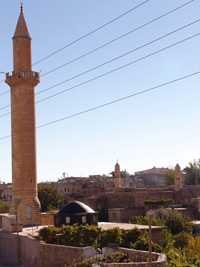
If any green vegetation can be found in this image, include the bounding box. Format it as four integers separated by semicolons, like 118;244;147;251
38;185;64;212
105;251;132;263
163;168;175;185
144;199;174;209
129;211;199;266
159;209;193;235
68;251;132;267
38;223;160;253
129;214;164;226
0;200;10;213
184;159;200;185
38;209;200;266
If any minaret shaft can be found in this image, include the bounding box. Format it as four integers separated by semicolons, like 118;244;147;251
5;9;41;226
13;37;32;72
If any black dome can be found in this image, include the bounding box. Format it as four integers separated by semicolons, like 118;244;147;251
58;201;95;214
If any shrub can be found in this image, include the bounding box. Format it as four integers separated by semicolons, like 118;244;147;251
173;232;191;249
0;200;10;213
122;227;141;247
105;251;132;263
101;227;122;247
145;199;174;209
158;209;194;235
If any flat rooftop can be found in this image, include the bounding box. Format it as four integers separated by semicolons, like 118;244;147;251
98;222;164;231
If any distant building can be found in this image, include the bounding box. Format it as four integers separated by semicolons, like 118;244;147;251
0;185;12;201
135;167;168;186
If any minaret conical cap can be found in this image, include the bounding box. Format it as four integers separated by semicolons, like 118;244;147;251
13;10;31;38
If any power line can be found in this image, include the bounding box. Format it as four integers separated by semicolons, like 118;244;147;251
0;90;9;96
0;112;10;118
37;19;200;95
0;104;10;111
36;32;200;103
32;0;150;66
1;31;199;116
1;70;200;140
36;71;200;128
41;0;195;78
0;0;195;100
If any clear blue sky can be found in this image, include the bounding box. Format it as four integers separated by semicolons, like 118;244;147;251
0;0;200;183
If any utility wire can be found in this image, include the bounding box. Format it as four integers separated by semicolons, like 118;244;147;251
36;32;200;103
0;31;199;116
0;112;10;118
37;19;200;95
1;70;200;140
0;90;9;96
41;0;195;78
0;104;10;111
0;0;195;99
32;0;150;66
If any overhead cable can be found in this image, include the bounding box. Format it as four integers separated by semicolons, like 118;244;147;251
0;31;199;116
41;0;195;78
32;0;150;66
37;19;200;95
1;69;200;140
36;32;200;103
0;0;195;99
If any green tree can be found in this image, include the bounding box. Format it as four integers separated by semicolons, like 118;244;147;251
110;169;130;178
163;168;175;185
184;159;200;185
38;185;63;212
0;200;10;213
159;209;193;235
173;232;191;249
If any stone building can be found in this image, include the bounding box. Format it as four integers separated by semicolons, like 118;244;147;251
54;200;98;227
5;6;41;225
135;167;167;186
0;186;12;201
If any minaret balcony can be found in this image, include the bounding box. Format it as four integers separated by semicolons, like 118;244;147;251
6;71;40;86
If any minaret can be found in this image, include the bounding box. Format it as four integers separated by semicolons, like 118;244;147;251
175;163;182;191
5;6;41;226
114;162;121;188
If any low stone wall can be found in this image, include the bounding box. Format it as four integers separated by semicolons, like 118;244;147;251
100;248;167;267
0;231;95;267
0;231;167;267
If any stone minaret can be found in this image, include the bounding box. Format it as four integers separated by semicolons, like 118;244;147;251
114;162;121;188
5;6;41;226
175;163;182;191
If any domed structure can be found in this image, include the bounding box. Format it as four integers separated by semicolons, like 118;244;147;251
54;201;98;227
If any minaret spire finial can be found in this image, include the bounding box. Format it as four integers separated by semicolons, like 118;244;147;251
20;2;23;13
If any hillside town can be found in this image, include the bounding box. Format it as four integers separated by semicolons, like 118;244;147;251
1;1;200;267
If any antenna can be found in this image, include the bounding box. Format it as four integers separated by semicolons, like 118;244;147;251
20;2;23;13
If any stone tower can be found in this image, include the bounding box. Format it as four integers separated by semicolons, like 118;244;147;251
175;163;182;191
5;6;41;226
114;162;121;188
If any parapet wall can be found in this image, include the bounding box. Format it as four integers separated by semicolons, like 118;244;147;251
0;231;94;266
0;231;167;267
100;248;167;267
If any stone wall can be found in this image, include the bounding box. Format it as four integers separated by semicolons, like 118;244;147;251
0;231;94;267
0;231;167;267
100;248;167;267
41;212;54;226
